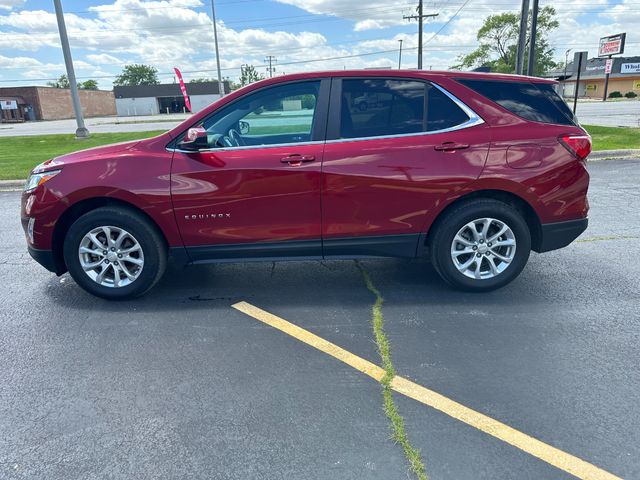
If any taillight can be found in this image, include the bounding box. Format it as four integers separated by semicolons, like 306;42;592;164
559;134;592;161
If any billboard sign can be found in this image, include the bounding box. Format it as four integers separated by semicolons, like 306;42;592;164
598;33;626;57
621;63;640;74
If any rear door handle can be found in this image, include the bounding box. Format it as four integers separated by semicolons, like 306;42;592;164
434;142;470;152
280;154;315;165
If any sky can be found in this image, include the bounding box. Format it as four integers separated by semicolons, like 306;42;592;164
0;0;638;89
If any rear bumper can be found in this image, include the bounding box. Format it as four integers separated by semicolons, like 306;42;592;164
536;218;588;253
28;246;60;274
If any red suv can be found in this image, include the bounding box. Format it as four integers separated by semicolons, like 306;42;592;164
21;70;590;299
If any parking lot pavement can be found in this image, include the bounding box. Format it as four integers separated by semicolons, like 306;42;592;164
1;159;639;480
574;100;639;127
0;114;190;137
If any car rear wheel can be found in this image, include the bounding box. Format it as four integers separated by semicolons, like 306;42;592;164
430;199;531;291
63;207;167;299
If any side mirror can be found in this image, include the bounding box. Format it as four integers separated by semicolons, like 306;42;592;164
178;127;208;151
239;120;250;135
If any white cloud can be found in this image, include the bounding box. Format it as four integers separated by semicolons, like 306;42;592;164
0;0;25;10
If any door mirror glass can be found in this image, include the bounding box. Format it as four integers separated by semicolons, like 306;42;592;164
239;120;250;135
178;126;208;151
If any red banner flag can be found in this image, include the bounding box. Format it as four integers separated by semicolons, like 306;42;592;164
173;67;192;112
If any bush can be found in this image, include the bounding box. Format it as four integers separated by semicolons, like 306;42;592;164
624;91;638;98
608;91;623;98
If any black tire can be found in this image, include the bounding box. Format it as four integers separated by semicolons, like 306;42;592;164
63;206;167;300
429;199;531;292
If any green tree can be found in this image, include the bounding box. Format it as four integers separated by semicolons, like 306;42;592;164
239;65;263;87
47;74;70;88
454;6;559;76
113;64;160;86
189;77;214;83
79;79;99;90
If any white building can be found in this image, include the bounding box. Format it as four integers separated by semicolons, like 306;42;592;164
113;81;229;116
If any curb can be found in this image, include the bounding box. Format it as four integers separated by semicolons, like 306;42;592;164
588;149;640;161
1;150;638;189
0;180;25;190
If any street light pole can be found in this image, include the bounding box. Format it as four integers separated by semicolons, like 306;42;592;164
515;0;530;75
563;49;572;98
526;0;539;75
398;39;403;69
53;0;88;138
210;0;225;96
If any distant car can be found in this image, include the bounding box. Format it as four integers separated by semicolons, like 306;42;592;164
21;70;590;299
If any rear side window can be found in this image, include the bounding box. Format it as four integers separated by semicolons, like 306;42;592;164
339;79;470;139
457;78;575;125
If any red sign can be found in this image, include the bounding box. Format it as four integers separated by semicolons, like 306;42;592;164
173;67;192;112
598;33;626;57
604;58;613;74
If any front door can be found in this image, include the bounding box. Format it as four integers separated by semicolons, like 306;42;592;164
170;79;329;262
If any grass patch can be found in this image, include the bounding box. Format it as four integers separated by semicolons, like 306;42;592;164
0;131;165;180
583;125;640;151
356;262;429;480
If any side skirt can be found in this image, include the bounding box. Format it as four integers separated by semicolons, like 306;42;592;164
169;234;423;266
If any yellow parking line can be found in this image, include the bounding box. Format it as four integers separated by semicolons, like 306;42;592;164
232;301;621;480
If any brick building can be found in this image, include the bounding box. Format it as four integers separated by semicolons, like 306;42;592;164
556;56;640;99
0;86;116;122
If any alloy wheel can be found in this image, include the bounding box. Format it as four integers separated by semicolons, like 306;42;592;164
78;226;144;288
450;217;516;280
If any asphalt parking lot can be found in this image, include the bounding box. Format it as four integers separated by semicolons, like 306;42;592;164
1;159;639;480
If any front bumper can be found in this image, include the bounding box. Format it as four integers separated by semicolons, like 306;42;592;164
27;246;62;274
536;218;588;253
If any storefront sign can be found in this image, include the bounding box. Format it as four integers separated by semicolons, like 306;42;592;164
634;80;640;90
586;84;598;92
598;33;626;57
621;63;640;74
1;100;17;110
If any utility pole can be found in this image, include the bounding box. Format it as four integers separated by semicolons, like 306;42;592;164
404;1;438;70
526;0;539;75
265;56;277;78
398;39;403;69
210;0;225;96
53;0;88;138
515;0;530;75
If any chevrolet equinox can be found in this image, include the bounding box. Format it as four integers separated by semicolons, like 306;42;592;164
21;70;591;299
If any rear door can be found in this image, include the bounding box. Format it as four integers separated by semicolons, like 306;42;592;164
321;77;491;257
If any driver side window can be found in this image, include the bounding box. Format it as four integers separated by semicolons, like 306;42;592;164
202;80;321;148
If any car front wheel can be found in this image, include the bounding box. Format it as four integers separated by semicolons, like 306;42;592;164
430;199;531;291
63;206;167;299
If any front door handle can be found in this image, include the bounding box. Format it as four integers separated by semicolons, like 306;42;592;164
434;142;470;152
280;154;315;166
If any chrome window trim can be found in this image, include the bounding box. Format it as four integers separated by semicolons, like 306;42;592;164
167;139;326;154
166;81;484;153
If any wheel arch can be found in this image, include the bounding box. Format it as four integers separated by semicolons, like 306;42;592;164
424;189;542;253
51;196;170;274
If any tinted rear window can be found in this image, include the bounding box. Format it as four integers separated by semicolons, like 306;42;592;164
340;79;470;139
457;78;575;125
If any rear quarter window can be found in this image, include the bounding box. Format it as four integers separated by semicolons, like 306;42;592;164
456;78;575;126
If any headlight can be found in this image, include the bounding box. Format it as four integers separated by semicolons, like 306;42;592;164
24;169;61;192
